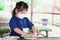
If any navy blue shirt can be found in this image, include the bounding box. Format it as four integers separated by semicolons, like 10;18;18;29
9;16;34;37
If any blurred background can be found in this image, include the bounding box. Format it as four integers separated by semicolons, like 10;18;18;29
0;0;60;37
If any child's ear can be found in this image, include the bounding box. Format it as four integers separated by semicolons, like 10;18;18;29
15;9;19;13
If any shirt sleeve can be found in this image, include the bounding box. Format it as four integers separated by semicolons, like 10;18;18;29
9;18;18;30
26;18;34;29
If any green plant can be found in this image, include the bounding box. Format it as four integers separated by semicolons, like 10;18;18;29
0;29;10;37
28;29;33;33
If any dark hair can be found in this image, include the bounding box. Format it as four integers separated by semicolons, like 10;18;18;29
12;1;28;16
